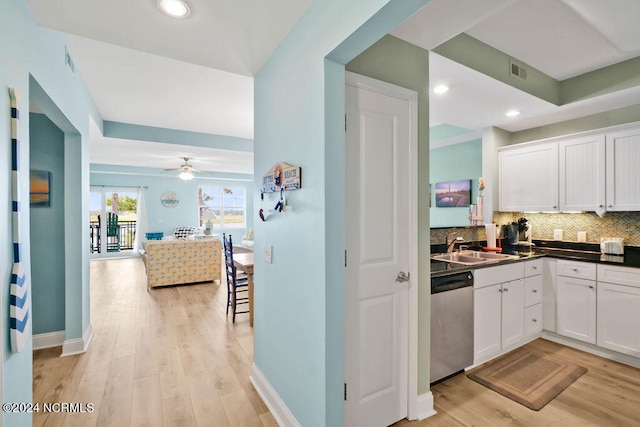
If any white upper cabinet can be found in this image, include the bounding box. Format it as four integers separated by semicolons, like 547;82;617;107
606;127;640;211
499;142;558;212
559;134;605;212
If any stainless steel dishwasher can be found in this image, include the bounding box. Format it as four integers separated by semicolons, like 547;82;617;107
430;271;474;384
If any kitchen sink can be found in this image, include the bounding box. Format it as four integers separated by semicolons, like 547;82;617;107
431;250;519;266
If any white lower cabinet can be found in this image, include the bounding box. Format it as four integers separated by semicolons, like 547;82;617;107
597;265;640;358
474;263;525;363
525;304;543;337
556;275;597;344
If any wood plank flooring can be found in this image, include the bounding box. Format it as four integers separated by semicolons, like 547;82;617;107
395;338;640;427
33;257;274;427
34;257;640;426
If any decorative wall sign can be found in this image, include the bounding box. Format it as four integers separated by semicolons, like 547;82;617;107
161;191;179;208
261;162;301;193
9;88;30;353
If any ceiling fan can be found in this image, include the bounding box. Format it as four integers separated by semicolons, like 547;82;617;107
164;157;209;180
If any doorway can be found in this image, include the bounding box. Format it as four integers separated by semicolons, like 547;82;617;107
90;187;140;258
344;72;419;426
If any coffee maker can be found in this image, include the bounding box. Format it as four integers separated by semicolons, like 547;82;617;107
506;217;533;253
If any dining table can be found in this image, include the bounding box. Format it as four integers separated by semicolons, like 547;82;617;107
233;252;255;326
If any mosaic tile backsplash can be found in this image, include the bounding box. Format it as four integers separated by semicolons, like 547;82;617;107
431;211;640;247
495;211;640;247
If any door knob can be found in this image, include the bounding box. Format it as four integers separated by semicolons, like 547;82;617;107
395;271;410;283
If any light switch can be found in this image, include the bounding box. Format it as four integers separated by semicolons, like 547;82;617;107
264;244;273;264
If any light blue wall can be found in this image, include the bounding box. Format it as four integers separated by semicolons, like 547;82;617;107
29;113;65;334
90;165;254;243
430;139;482;227
1;2;100;425
254;1;428;425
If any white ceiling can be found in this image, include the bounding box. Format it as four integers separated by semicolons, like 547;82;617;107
25;0;640;171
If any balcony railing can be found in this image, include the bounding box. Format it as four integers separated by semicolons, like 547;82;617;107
90;220;137;253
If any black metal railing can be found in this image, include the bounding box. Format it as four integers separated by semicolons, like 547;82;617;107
90;220;137;253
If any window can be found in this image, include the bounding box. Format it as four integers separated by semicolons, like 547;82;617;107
198;186;246;228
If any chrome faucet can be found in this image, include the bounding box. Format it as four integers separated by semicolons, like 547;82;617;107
446;233;464;253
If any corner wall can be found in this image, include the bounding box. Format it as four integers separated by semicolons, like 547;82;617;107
29;113;65;335
1;2;101;425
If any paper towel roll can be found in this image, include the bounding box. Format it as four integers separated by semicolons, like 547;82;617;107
485;224;496;248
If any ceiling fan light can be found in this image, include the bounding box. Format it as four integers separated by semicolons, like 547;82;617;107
157;0;190;18
179;170;194;181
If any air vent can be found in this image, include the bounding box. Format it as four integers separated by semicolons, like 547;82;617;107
509;60;527;80
65;46;75;76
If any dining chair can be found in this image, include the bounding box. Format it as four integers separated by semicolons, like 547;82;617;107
223;233;249;322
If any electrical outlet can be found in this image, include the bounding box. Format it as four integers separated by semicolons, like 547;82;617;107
554;229;563;240
264;244;273;264
577;231;586;242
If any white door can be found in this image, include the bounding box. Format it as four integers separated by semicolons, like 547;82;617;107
499;142;558;212
558;134;605;212
597;282;640;358
345;73;416;427
557;276;596;344
474;284;502;362
501;278;525;348
606;126;640;211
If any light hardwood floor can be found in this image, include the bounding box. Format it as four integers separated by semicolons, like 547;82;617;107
34;258;640;426
395;338;640;427
33;257;275;427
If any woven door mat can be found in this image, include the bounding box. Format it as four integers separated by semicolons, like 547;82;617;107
468;347;587;410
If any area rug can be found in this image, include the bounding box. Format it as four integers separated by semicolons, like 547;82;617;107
467;347;587;410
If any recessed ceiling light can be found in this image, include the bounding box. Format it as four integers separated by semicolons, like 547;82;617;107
505;110;520;117
157;0;191;18
433;85;449;94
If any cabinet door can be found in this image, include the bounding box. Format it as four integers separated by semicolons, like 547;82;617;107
525;304;543;337
501;279;525;348
557;276;596;344
597;282;640;358
606;126;640;211
499;142;558;212
559;134;605;212
474;284;502;362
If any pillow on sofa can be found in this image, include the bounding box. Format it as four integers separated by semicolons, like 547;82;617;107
243;228;254;241
174;226;198;240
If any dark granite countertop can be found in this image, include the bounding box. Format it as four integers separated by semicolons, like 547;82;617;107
430;240;640;278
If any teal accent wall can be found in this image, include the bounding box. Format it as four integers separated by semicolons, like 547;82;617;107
254;2;427;425
430;139;482;227
345;34;432;395
430;123;474;142
29;113;66;335
90;165;254;244
1;1;100;425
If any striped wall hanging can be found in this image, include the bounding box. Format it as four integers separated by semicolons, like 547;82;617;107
9;88;30;353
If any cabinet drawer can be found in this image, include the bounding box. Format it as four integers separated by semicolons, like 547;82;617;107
525;304;543;337
557;260;596;280
474;263;524;289
524;259;543;277
597;264;640;288
525;275;543;307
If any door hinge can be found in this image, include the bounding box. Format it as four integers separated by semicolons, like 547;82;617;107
345;250;347;267
344;383;347;401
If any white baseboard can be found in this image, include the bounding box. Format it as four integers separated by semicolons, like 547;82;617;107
33;331;66;350
415;391;437;420
541;331;640;370
250;363;300;427
61;324;94;357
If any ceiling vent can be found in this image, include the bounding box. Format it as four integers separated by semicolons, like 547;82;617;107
509;60;527;81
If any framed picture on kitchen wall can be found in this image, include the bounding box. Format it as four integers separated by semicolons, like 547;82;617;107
30;170;51;207
435;179;471;207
